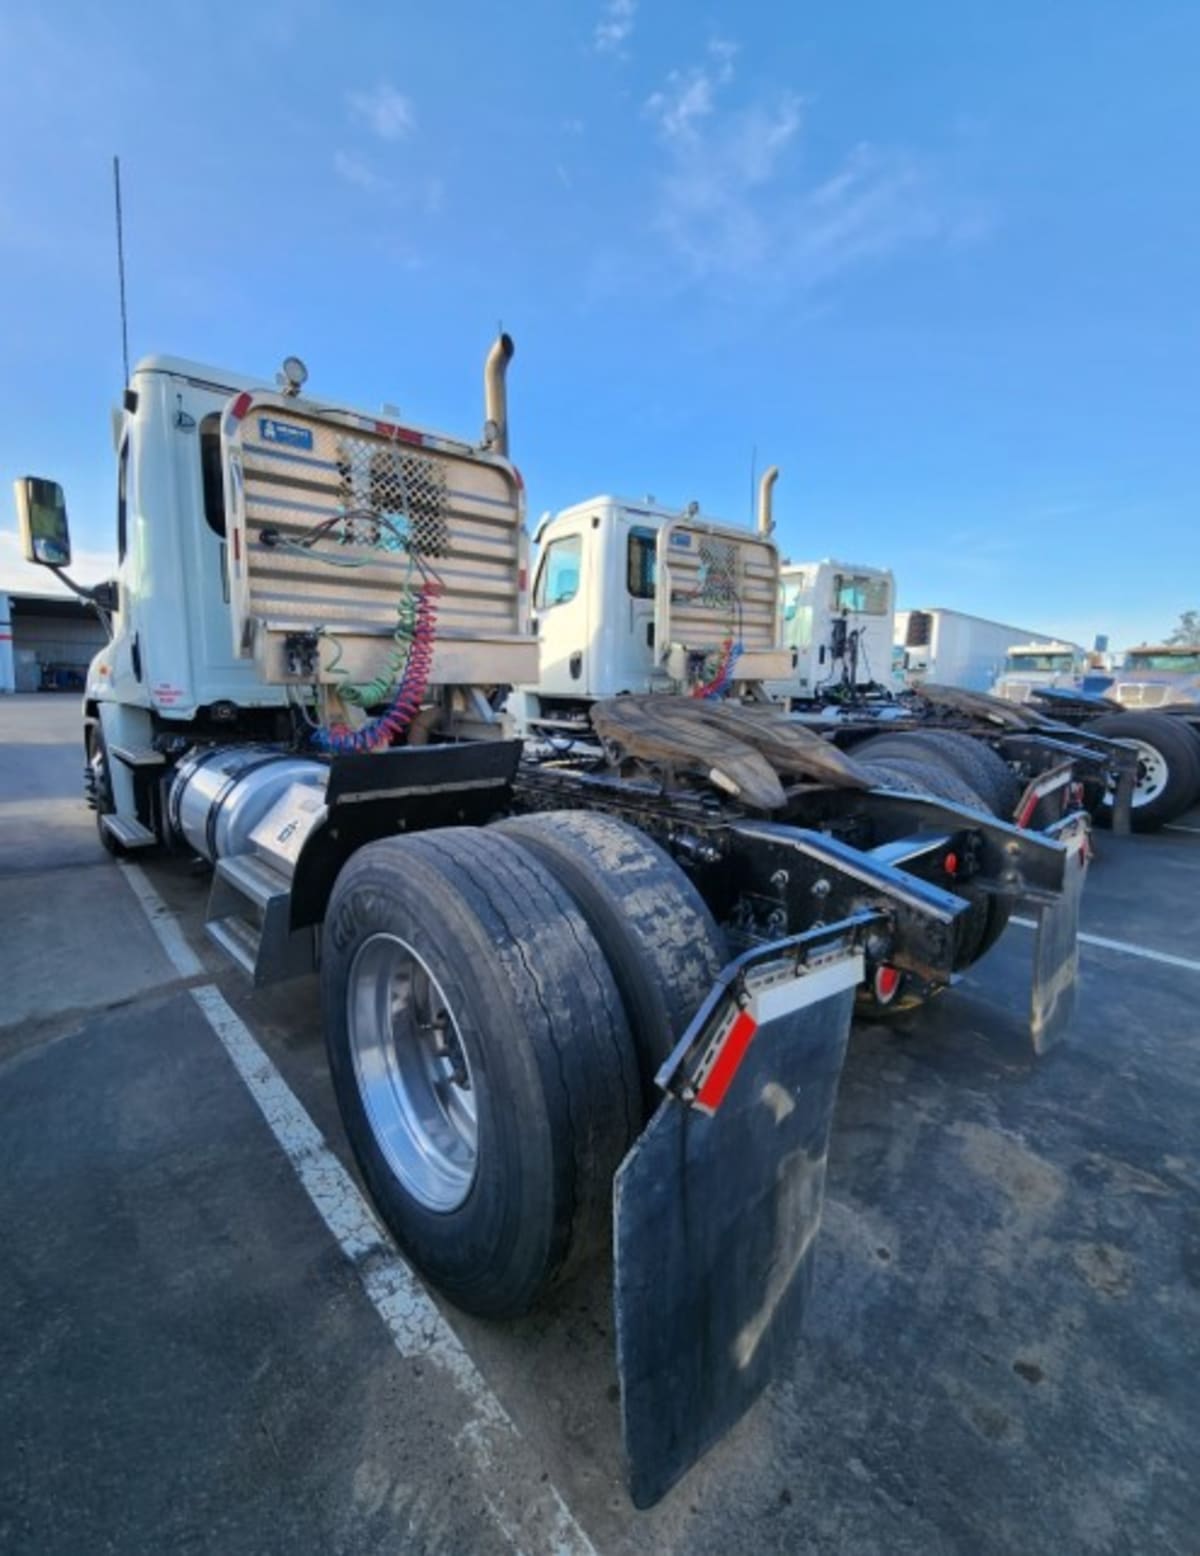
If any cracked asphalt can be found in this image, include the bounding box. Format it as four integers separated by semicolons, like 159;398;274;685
2;693;1198;1554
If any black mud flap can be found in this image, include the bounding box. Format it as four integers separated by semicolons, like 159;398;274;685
613;928;866;1509
1030;815;1090;1053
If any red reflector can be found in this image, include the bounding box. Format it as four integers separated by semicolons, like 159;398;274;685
374;420;423;445
696;1009;759;1112
230;392;253;421
513;465;525;490
943;851;959;876
875;965;901;1001
232;529;241;565
518;566;528;592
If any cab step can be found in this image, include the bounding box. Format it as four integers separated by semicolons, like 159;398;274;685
205;852;315;986
100;814;158;849
109;744;167;769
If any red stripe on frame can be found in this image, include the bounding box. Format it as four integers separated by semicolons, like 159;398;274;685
695;1009;759;1112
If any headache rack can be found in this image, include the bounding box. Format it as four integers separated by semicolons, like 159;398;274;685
221;392;538;690
655;517;790;685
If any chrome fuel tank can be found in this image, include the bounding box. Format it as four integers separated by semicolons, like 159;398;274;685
168;746;327;864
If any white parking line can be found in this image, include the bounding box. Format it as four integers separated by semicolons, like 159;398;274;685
1011;916;1200;974
118;865;595;1556
1164;823;1200;835
118;861;204;979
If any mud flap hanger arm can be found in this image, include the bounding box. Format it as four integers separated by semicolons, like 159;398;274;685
655;909;885;1110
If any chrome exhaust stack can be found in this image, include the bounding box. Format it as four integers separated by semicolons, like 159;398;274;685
483;333;515;457
757;464;779;536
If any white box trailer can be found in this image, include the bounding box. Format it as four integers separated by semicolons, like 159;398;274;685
897;607;1068;693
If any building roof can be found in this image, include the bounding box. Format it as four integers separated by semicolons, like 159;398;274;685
4;591;105;620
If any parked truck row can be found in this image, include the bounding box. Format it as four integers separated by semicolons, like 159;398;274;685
15;337;1119;1506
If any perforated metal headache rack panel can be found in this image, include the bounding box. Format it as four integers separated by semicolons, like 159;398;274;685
222;394;537;687
654;517;789;677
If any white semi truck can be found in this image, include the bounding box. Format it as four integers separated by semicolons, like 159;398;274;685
1002;642;1200;828
775;558;897;700
897;607;1067;693
991;641;1090;704
16;340;1094;1507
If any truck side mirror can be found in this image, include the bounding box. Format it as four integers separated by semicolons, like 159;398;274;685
14;477;72;568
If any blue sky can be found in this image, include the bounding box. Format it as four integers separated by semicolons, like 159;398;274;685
1;1;1196;649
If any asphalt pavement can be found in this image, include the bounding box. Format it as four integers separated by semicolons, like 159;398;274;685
2;693;1198;1555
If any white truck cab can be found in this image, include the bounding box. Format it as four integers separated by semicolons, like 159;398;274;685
16;340;533;845
514;486;789;733
991;641;1087;703
96;356;295;724
769;559;896;703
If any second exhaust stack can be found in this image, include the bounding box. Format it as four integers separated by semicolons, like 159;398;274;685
757;465;779;536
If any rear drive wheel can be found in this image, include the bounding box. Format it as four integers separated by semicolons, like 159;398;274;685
1086;713;1200;830
851;730;1018;818
495;810;728;1114
321;827;641;1317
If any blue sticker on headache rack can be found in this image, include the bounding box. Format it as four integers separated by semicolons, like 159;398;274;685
258;417;313;450
669;531;693;548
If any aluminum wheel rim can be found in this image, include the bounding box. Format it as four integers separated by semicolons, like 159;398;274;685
1105;738;1168;809
347;933;477;1212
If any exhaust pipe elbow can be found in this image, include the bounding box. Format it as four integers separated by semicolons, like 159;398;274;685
483;332;515;457
757;464;779;536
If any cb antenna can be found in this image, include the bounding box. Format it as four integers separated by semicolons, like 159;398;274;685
112;155;130;387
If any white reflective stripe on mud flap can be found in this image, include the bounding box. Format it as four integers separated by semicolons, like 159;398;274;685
751;953;865;1024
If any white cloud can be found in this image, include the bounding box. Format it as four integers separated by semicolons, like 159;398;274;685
347;83;415;141
641;45;980;289
646;68;718;140
707;37;738;84
0;530;115;596
594;0;636;55
332;151;390;193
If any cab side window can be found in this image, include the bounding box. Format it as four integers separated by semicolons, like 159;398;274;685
534;534;582;608
116;439;130;562
627;527;656;598
199;413;226;536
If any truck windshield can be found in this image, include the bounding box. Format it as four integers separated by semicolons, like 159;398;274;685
1125;651;1200;673
1005;653;1073;672
832;574;888;615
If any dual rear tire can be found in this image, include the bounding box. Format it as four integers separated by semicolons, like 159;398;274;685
320;816;726;1318
849;731;1015;1020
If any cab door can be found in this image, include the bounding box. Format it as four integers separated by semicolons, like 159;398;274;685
610;513;658;693
531;527;588;696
